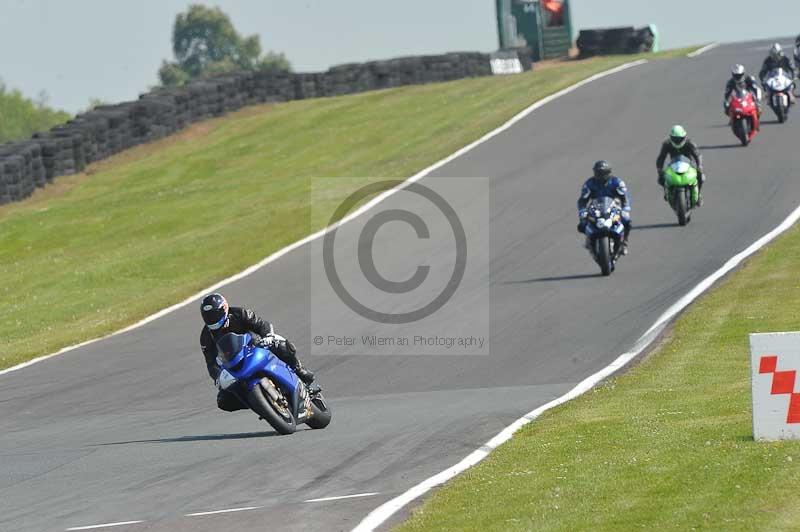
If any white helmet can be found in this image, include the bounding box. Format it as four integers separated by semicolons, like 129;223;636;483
770;43;783;59
731;64;745;82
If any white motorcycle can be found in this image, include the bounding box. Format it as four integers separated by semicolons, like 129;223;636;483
764;68;795;123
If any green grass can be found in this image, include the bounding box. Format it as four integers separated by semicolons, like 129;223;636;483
397;224;800;528
0;48;697;370
0;81;70;142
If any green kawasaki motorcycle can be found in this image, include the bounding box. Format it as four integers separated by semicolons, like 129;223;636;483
662;155;700;226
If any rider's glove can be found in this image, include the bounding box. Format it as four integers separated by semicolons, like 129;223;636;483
577;209;588;233
257;333;287;349
284;339;297;356
255;336;272;349
657;171;665;187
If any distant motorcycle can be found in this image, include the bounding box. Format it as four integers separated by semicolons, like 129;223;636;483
728;85;759;146
764;68;795;123
216;333;332;435
582;197;625;276
662;155;700;226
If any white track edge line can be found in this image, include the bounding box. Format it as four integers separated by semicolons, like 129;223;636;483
305;492;380;503
687;42;719;58
65;521;144;531
352;203;800;532
0;59;647;378
185;506;262;517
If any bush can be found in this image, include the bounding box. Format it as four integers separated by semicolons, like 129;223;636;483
0;81;70;143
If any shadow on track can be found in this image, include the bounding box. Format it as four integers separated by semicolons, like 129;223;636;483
506;273;601;284
635;222;678;230
697;144;742;150
94;431;280;445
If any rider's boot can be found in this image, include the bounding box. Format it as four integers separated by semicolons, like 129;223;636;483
276;338;316;385
293;362;315;385
621;226;630;256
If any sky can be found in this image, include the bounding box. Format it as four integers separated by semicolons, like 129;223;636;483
0;0;798;113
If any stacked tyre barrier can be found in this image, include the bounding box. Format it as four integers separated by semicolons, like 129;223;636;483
576;26;656;58
0;49;529;205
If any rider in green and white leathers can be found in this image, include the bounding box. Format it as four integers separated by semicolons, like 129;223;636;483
656;125;705;201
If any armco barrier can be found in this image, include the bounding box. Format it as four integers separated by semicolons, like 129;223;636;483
0;49;531;205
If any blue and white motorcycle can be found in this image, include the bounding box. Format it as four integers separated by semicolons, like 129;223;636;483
582;197;626;276
764;68;795;123
216;333;332;435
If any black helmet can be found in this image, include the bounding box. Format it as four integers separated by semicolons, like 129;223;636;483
201;293;229;331
592;160;612;182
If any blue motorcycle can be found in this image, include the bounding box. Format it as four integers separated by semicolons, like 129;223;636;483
216;333;332;435
583;197;626;276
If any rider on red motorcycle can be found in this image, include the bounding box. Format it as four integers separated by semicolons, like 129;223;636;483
724;64;762;116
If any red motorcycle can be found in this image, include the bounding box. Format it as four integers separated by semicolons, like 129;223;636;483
728;86;759;146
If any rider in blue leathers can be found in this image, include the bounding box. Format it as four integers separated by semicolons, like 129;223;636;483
577;160;632;254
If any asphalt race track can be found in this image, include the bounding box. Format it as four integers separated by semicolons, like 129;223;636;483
2;39;799;532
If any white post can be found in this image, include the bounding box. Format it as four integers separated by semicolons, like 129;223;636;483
750;332;800;440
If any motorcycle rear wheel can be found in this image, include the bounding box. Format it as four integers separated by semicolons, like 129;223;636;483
305;391;332;429
248;378;297;435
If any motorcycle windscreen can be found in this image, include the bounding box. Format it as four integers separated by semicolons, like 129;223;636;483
734;87;749;100
768;69;791;91
669;155;696;174
216;332;251;369
590;197;618;214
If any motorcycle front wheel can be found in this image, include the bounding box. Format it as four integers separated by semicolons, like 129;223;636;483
596;237;612;276
248;378;297;435
734;118;749;146
775;96;787;123
674;189;689;226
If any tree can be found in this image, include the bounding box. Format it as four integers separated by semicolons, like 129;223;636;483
158;5;291;86
158;60;191;87
258;51;292;74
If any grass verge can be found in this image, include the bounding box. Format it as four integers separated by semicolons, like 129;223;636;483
397;224;800;529
0;48;697;370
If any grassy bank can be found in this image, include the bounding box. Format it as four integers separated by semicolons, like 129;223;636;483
0;48;696;370
0;81;70;142
398;225;800;528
